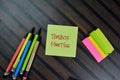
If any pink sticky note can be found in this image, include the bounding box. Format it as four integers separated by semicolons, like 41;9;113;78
82;37;103;62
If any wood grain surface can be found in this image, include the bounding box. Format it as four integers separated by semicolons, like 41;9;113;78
0;0;120;80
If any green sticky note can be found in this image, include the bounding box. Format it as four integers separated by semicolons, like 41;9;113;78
45;24;78;57
90;28;114;55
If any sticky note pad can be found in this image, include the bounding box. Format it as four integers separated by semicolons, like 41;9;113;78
90;28;114;55
45;24;78;57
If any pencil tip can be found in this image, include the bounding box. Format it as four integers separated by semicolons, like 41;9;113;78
37;28;42;41
31;27;35;34
38;28;42;35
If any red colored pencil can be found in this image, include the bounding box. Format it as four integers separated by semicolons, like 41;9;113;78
4;38;25;76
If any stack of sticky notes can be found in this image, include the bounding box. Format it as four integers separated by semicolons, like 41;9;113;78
82;28;114;62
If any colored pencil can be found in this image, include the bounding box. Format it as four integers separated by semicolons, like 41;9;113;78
12;37;32;80
4;38;25;76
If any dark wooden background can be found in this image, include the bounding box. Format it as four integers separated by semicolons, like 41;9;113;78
0;0;120;80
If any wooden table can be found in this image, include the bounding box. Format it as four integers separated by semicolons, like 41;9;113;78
0;0;120;80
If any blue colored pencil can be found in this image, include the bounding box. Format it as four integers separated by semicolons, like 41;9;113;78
12;39;32;80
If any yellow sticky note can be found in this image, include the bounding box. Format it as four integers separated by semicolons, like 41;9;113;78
45;24;78;57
